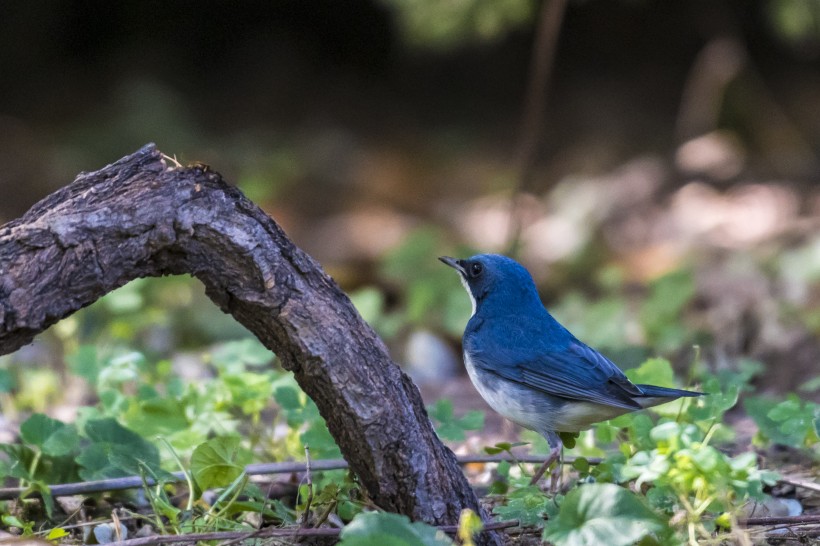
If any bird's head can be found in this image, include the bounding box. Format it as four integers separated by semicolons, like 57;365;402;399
439;254;542;316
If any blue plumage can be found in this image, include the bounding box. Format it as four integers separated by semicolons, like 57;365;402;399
440;253;702;480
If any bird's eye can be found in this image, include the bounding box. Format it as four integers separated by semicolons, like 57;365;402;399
470;262;483;276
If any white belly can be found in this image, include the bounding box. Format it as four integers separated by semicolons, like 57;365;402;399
463;352;633;434
463;352;550;432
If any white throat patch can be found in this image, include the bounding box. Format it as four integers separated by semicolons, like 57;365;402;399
459;274;476;317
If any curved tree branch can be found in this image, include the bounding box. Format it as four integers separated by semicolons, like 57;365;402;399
0;144;501;545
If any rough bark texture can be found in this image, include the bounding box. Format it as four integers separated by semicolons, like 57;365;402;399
0;144;501;545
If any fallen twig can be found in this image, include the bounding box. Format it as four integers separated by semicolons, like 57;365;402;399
777;475;820;493
300;446;313;529
741;514;820;526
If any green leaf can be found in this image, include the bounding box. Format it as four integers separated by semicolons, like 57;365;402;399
76;418;161;480
625;358;675;389
0;367;15;392
639;269;695;350
686;375;739;423
543;483;668;546
274;385;302;410
492;485;550;527
66;345;101;383
745;395;817;447
339;511;454;546
350;287;386;325
301;420;343;459
0;444;34;480
222;371;276;415
20;414;79;457
22;480;56;519
559;432;579;449
211;338;274;372
46;528;69;540
572;458;590;474
98;351;145;386
122;397;189;436
428;399;484;442
2;515;34;534
191;436;251;491
800;375;820;393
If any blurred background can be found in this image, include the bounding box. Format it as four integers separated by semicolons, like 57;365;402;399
2;0;820;430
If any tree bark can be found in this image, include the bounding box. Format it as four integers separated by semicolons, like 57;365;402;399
0;144;501;545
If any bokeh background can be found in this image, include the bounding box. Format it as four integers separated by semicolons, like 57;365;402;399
2;0;820;430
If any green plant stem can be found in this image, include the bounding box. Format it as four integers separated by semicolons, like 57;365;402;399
209;473;249;522
157;437;195;512
23;449;42;487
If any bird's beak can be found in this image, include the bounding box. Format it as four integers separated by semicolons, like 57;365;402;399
438;256;466;276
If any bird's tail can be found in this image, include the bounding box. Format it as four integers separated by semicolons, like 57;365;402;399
637;384;702;398
634;384;703;409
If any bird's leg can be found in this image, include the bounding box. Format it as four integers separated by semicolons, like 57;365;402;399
529;431;562;486
548;443;564;493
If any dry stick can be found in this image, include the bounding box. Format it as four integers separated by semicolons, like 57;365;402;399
0;455;602;500
741;514;820;526
506;0;568;254
778;475;820;494
300;446;313;529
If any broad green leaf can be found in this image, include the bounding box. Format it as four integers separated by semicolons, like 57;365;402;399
687;375;739;423
20;414;79;457
625;358;675;389
428;399;484;442
75;445;127;480
98;351;145;386
222;371;275;415
492;485;550;527
211;339;274;372
301;420;343;459
83;417;151;445
76;418;161;480
191;436;251;490
0;444;34;480
274;385;303;411
350;287;385;325
0;367;15;392
800;375;820;393
339;511;454;546
639;269;695;350
543;483;668;546
745;395;817;447
559;432;579;449
102;280;145;313
66;345;100;383
123;397;189;436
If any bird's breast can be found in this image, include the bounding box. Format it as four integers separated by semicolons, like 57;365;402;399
463;351;563;434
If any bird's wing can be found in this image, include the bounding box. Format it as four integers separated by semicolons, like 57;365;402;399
471;339;644;410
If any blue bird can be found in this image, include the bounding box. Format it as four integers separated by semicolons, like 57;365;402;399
440;253;702;483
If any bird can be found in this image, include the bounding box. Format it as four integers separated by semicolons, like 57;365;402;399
439;253;702;484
